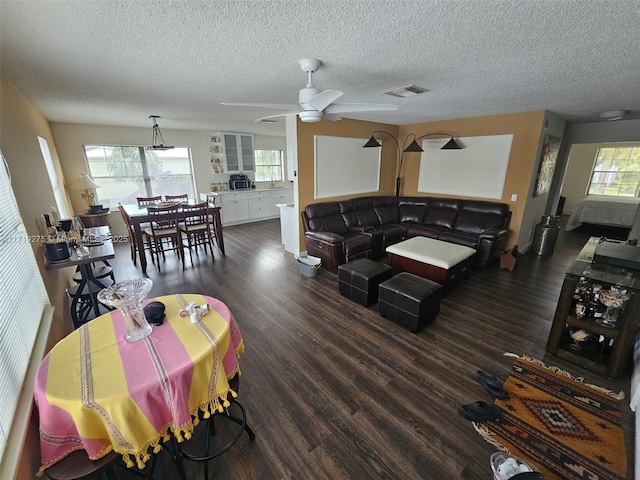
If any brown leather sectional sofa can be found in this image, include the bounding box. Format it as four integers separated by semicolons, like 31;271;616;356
301;196;512;272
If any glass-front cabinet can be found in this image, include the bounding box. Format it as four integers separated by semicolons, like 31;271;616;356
223;133;254;172
546;237;640;379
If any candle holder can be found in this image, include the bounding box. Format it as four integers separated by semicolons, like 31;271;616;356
98;278;153;341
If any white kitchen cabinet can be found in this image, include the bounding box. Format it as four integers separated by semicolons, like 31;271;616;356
223;133;254;172
204;187;293;226
248;191;271;220
269;188;294;216
218;192;249;224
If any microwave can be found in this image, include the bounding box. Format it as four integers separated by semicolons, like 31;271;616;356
229;174;251;190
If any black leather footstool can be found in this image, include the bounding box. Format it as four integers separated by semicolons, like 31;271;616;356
338;258;393;306
378;272;443;333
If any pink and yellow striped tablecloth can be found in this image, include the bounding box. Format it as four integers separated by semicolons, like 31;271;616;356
34;294;244;475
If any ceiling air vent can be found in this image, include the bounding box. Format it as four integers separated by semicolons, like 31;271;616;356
384;85;429;98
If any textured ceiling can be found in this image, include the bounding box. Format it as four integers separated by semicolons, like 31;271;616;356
1;0;639;136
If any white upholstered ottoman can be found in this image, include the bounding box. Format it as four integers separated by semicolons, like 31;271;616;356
385;237;476;287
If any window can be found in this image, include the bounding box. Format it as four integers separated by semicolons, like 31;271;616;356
588;146;640;197
83;146;196;207
254;149;283;183
0;150;51;469
39;137;70;218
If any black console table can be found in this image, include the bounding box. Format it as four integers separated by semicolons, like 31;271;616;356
546;237;640;379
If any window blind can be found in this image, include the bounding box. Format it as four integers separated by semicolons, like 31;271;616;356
0;151;50;462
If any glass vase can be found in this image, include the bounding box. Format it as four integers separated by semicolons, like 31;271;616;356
97;278;153;341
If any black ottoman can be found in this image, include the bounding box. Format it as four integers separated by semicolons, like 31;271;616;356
378;272;443;333
338;258;393;306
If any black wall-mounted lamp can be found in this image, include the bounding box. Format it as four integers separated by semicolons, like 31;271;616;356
363;131;462;196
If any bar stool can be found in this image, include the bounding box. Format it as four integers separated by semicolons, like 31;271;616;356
172;376;255;480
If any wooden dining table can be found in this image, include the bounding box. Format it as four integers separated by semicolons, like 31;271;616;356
121;201;225;274
34;293;244;475
43;226;115;328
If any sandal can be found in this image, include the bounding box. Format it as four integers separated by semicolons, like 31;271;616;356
458;400;502;422
475;370;510;399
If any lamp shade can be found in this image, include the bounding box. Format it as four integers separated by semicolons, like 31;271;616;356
441;138;462;150
69;173;100;190
403;139;424;153
362;136;382;148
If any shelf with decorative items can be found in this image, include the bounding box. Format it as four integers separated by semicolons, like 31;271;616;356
546;237;640;379
208;132;225;174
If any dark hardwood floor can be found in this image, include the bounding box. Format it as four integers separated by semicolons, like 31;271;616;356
107;217;635;479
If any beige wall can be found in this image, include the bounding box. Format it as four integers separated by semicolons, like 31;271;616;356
50;124;287;235
0;76;74;480
295;111;549;249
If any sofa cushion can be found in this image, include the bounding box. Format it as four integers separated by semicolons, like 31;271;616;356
404;223;447;239
374;205;400;224
374;223;405;245
343;232;372;257
438;230;478;249
338;201;360;230
425;199;461;229
305;202;348;235
453;201;511;235
399;197;429;219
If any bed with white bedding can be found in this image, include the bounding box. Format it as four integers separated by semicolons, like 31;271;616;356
565;195;640;231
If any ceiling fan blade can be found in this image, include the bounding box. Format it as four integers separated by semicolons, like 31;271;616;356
324;103;398;114
222;102;299;111
323;113;342;121
254;112;298;122
305;89;343;111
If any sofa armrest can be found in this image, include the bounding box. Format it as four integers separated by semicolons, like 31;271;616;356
348;226;374;233
478;228;508;241
305;231;345;244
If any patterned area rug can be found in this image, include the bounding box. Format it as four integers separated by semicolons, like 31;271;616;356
475;355;627;480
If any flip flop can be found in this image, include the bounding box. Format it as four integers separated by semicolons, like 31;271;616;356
458;401;502;422
475;370;510;399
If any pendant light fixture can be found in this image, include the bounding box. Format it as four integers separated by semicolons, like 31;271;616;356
148;115;174;150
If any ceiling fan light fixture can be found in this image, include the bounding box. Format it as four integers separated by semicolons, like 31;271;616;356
384;85;429;98
148;115;174;150
599;110;626;121
299;111;322;123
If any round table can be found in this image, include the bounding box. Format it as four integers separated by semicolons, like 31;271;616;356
34;293;244;474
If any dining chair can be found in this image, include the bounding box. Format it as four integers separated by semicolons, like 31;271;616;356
118;203;152;266
43;449;120;480
205;194;221;250
136;196;162;207
144;204;184;270
180;201;214;263
164;193;189;203
43;447;159;480
172;375;255;480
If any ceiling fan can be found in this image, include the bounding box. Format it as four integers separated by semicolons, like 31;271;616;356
222;58;398;123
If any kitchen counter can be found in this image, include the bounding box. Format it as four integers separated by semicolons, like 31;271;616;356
206;186;292;194
200;187;293;226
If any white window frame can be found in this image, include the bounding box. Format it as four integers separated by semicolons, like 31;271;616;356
83;145;197;207
254;149;284;183
0;150;53;479
39;136;70;219
587;145;640;197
